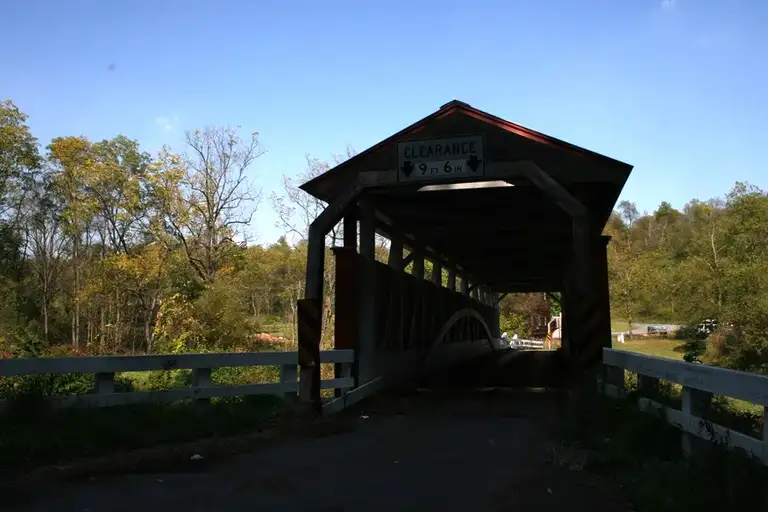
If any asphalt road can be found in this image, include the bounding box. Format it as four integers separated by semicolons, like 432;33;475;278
8;353;629;512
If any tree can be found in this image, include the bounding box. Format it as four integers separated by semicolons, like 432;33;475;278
149;127;264;282
272;148;356;246
47;136;98;347
23;176;66;341
0;100;40;217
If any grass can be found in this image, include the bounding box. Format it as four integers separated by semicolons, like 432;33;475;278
613;336;686;360
0;355;341;475
0;394;283;477
610;320;632;332
609;336;765;443
557;392;768;511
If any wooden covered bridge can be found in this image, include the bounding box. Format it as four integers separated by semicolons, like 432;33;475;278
297;99;632;410
7;101;768;511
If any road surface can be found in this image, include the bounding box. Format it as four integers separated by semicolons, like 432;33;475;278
6;353;629;512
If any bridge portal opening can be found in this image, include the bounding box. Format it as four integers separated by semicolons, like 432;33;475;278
296;100;632;406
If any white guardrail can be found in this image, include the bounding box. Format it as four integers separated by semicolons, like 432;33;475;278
516;339;545;349
0;350;355;410
601;348;768;464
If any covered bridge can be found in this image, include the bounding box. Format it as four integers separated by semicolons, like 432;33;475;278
296;100;633;406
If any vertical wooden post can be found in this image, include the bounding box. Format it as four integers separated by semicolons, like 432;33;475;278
762;407;768;465
637;374;660;398
447;268;456;292
388;236;403;270
191;367;212;407
333;214;359;397
432;260;442;286
602;365;625;397
95;372;115;394
412;243;424;279
280;363;298;400
300;180;362;408
344;214;357;250
298;298;322;409
682;386;712;460
358;197;376;384
492;294;501;337
388;234;404;350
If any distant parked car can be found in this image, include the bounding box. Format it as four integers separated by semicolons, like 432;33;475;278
695;319;718;336
647;325;669;335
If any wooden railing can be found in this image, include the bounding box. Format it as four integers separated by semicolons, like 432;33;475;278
0;350;355;409
601;348;768;464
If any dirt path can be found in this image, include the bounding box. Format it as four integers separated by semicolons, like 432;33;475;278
9;385;629;512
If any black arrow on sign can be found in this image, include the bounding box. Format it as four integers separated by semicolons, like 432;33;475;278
401;160;414;177
466;155;482;172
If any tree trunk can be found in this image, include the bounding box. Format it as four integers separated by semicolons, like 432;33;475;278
42;300;49;343
72;237;80;348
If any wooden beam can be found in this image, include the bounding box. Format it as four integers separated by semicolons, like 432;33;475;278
388;234;403;270
306;181;364;301
431;260;442;286
358;196;376;383
302;178;364;405
447;268;456;292
519;161;587;218
374;210;463;273
357;160;626;188
412;243;425;279
402;251;415;268
343;214;357;249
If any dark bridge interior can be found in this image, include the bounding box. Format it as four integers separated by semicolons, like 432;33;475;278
296;100;632;404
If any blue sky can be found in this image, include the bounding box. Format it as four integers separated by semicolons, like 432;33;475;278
3;0;767;245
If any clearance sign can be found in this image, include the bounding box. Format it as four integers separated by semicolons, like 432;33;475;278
397;135;485;183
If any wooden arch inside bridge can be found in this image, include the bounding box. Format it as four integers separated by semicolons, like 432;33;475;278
296;100;633;406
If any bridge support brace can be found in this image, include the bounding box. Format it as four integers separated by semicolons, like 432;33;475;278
492;295;501;338
332;214;359;397
300;180;363;406
358;196;377;384
562;235;612;369
412;243;425;279
431;260;442;286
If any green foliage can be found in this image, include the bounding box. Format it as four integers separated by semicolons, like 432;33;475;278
0;394;281;472
0;372;134;402
143;369;193;391
500;312;530;338
212;365;280;386
608;185;768;372
558;394;768;511
682;339;705;364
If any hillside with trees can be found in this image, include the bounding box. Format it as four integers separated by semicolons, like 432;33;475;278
1;99;767;374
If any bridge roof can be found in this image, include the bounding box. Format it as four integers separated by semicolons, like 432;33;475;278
301;100;633;293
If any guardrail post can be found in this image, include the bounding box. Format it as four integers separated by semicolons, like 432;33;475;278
280;363;298;400
192;367;212;405
637;374;660;399
94;372;115;394
298;298;322;410
602;364;625;397
682;386;712;460
763;407;768;465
